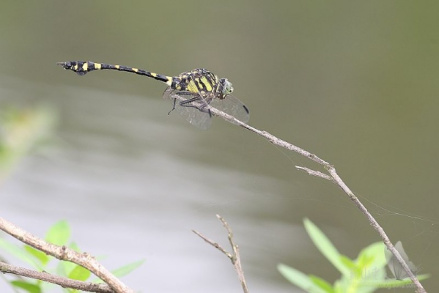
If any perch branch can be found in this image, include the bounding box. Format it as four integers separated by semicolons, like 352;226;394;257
207;106;426;293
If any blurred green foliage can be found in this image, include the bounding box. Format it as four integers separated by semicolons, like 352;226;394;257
0;106;56;184
0;220;144;293
278;219;429;293
0;106;143;291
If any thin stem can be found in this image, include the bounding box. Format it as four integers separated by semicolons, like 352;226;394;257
193;214;249;293
0;261;113;293
0;217;133;293
207;105;426;293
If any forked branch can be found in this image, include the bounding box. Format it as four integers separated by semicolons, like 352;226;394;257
206;105;426;293
193;214;249;293
0;217;133;293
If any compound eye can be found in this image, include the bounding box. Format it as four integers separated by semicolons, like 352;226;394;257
222;79;234;95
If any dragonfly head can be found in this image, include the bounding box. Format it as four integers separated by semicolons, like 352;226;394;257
218;78;234;99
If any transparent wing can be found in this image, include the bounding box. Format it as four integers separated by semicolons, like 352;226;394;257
163;88;212;130
385;241;418;280
163;87;250;129
210;94;250;124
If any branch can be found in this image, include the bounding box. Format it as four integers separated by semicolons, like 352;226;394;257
0;217;133;293
193;214;249;293
208;106;426;293
295;166;333;181
0;261;113;293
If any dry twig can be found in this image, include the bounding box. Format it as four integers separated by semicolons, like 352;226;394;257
0;217;133;293
206;106;426;293
193;214;249;293
0;261;113;293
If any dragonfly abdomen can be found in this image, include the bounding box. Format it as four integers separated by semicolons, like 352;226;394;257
57;61;172;85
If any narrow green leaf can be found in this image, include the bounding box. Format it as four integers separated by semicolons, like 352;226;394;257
369;274;430;289
309;275;335;293
303;218;351;277
56;260;68;277
68;242;80;252
68;264;91;281
277;263;328;293
338;254;362;282
24;245;50;266
339;255;356;271
0;238;40;270
10;280;42;293
356;242;386;269
45;220;70;246
355;242;387;285
336;244;387;293
112;259;145;278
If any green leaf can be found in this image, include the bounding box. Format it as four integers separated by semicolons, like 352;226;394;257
277;263;329;293
24;245;50;266
68;242;80;252
0;106;56;182
45;220;70;246
309;275;335;293
56;260;67;277
335;243;387;293
356;242;386;269
338;254;364;286
10;280;42;293
0;238;41;270
339;255;357;272
355;242;387;287
57;260;75;278
369;274;430;289
68;264;91;281
112;259;145;278
303;218;351;277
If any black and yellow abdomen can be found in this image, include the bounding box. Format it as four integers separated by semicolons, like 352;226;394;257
57;61;173;85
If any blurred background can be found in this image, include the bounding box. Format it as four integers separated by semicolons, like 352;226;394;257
1;1;438;292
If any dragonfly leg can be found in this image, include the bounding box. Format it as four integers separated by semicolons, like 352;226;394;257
167;91;213;118
167;91;193;115
178;95;212;117
168;97;177;115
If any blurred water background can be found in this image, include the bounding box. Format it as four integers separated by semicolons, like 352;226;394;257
1;1;438;292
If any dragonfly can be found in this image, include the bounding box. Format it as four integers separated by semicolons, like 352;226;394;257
57;61;250;129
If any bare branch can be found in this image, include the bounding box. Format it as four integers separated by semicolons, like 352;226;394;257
0;261;113;293
217;215;249;293
0;217;133;293
327;168;425;293
208;106;427;293
192;230;231;258
295;166;333;181
193;215;249;293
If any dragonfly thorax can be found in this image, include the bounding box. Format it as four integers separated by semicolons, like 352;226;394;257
172;68;233;100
